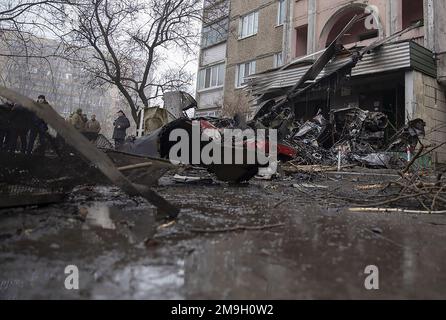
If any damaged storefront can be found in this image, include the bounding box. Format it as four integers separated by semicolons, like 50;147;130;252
246;39;446;164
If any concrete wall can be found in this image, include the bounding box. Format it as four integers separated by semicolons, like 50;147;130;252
410;71;446;163
201;43;227;66
291;0;426;58
224;0;284;105
432;0;446;87
197;89;225;110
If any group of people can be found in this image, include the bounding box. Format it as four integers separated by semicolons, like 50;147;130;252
0;95;49;155
1;93;132;154
66;108;130;149
67;108;101;134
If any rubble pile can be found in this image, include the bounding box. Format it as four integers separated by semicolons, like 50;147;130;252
347;144;446;212
330;107;389;152
258;106;427;169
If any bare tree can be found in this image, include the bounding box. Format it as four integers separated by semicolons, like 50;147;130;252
0;0;204;127
0;1;72;59
65;0;202;124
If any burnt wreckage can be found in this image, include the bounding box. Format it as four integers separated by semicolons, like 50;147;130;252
243;14;427;168
123;14;426;174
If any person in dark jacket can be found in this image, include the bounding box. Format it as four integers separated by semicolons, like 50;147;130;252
112;110;130;149
7;103;33;154
0;102;13;151
27;95;49;155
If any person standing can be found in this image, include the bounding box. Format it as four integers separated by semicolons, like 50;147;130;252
0;102;12;151
7;103;32;154
86;114;101;133
27;95;49;155
112;110;130;149
81;113;88;129
70;108;85;131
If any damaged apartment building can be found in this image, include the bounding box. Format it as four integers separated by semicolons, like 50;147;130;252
196;0;287;117
195;0;446;163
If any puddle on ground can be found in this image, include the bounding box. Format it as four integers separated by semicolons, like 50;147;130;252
83;205;117;230
2;182;446;299
91;260;185;299
80;204;156;244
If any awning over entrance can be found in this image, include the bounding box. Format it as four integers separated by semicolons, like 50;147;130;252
245;40;436;105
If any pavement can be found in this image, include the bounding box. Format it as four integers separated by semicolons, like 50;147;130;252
1;170;446;299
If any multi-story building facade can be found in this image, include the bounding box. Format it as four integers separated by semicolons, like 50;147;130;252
198;0;446;161
248;0;446;162
195;0;230;117
196;0;288;118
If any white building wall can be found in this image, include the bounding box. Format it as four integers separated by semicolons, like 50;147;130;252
197;89;224;110
201;43;227;66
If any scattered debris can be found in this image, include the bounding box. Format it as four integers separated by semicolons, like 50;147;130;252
349;208;446;215
293;183;329;190
189;223;285;234
282;163;354;173
371;227;383;234
345;144;446;212
0;191;66;209
355;184;386;191
157;221;176;230
173;174;213;184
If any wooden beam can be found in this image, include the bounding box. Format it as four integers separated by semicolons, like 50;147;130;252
0;86;179;218
118;162;153;171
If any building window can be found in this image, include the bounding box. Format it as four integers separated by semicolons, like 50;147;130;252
236;60;256;88
273;52;283;68
295;25;308;58
198;63;225;91
203;0;229;23
402;0;424;29
201;18;229;48
239;11;259;39
277;0;286;26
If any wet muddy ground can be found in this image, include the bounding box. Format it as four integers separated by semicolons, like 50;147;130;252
1;169;446;299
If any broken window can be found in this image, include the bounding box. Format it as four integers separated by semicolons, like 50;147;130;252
295;25;308;58
402;0;424;29
236;60;256;88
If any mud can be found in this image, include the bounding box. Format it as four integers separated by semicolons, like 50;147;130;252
1;170;446;299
